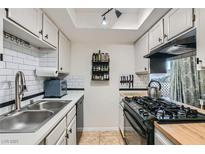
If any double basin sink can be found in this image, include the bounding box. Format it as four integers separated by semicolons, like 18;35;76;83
0;100;71;133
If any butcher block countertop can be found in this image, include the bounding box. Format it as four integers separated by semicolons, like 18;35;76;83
119;90;147;97
155;101;205;145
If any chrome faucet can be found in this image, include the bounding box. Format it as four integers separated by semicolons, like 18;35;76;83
15;71;27;111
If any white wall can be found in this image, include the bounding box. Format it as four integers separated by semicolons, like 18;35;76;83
70;42;135;130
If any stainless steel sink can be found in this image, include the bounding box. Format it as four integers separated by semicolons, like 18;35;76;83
0;110;54;133
27;100;71;113
0;100;71;133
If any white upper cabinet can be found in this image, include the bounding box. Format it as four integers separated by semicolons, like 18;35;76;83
42;14;58;47
164;8;193;40
196;8;205;70
7;9;42;37
135;32;149;73
149;19;164;50
58;31;71;73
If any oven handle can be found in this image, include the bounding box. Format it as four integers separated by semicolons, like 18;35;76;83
124;110;146;138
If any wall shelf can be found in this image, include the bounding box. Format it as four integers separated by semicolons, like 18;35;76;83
91;51;110;81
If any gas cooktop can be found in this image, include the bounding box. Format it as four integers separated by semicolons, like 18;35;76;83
123;96;205;124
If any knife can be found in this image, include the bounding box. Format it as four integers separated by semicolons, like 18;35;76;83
131;75;134;88
129;75;131;89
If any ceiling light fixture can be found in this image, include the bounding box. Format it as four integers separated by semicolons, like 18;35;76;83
101;8;122;25
115;9;122;18
102;16;107;25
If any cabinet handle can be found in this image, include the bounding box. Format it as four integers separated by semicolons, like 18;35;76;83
69;128;72;133
39;30;43;35
60;67;63;70
45;34;48;39
197;58;202;64
66;134;69;139
164;34;168;38
158;38;162;42
144;67;147;71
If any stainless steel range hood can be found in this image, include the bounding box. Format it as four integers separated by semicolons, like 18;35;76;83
144;29;196;58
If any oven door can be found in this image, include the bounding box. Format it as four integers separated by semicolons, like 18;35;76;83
124;110;147;145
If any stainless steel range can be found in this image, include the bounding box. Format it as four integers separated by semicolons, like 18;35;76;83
123;96;205;145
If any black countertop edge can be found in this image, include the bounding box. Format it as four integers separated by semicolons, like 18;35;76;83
67;88;85;91
119;88;148;91
0;92;44;108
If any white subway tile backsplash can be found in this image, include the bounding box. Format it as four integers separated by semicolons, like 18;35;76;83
0;76;7;81
0;61;5;68
3;55;13;62
66;75;85;88
6;62;18;69
0;39;46;115
13;56;23;64
0;69;13;75
4;48;18;57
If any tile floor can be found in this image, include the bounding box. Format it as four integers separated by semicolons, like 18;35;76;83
78;131;125;145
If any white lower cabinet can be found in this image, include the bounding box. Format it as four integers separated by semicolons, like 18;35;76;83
40;105;77;145
45;117;66;145
154;129;174;145
66;116;77;145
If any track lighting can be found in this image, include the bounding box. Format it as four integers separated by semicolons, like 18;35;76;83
115;9;122;18
102;16;107;25
101;8;122;25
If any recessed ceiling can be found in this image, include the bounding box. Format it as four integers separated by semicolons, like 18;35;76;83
43;8;170;43
73;8;154;30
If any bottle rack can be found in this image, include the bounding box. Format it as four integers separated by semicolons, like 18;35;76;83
91;50;110;81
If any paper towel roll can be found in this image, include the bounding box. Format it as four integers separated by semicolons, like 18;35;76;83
35;67;58;77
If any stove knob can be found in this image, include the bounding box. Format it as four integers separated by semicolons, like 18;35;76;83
181;105;185;110
138;108;144;114
143;112;149;117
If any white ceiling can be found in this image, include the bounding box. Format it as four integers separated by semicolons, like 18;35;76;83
74;8;154;30
43;8;170;43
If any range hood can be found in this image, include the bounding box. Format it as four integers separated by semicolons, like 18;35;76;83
144;29;196;58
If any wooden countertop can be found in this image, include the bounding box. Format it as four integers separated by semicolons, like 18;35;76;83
119;90;147;97
155;122;205;145
155;101;205;145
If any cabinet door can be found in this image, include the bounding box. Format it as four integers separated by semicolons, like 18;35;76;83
196;8;205;70
135;32;149;73
7;8;42;37
165;8;193;40
45;117;66;145
43;14;58;47
149;19;164;50
56;131;67;145
67;116;76;145
58;31;71;73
